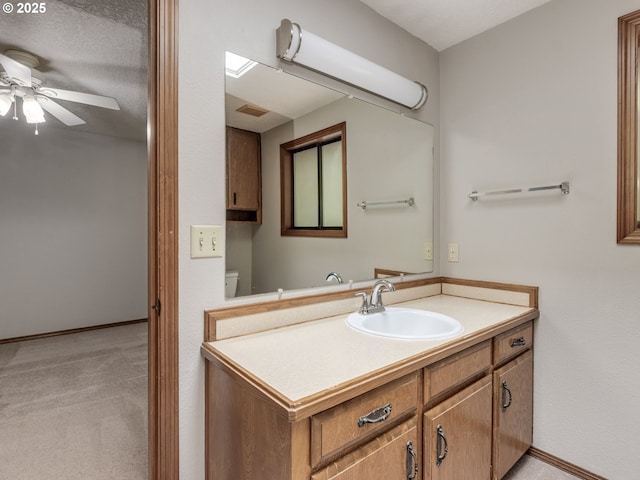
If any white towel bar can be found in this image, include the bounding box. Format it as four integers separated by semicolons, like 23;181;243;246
469;181;570;201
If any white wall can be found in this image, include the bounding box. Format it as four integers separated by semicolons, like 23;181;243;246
178;0;439;477
440;0;640;477
0;122;148;339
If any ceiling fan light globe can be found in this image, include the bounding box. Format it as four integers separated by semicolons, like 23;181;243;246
0;93;12;116
22;96;45;123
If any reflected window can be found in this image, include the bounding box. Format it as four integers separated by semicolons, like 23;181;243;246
280;122;347;237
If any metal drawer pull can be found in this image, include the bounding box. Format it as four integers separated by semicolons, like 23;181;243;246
502;381;513;412
357;403;392;427
406;441;419;479
510;337;526;347
436;424;448;466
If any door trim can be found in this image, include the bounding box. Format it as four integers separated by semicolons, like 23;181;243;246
148;0;179;478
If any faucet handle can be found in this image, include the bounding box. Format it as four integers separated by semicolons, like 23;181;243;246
355;291;369;314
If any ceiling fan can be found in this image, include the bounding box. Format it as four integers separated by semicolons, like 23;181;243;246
0;49;120;134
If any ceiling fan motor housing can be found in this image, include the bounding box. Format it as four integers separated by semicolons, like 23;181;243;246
4;50;40;69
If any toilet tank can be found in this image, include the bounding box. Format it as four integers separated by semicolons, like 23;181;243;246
225;270;239;298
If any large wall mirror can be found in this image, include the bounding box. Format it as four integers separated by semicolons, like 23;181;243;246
618;10;640;244
224;52;434;297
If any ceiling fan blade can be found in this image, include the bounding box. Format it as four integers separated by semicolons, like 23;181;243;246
0;52;32;87
38;98;85;126
42;87;120;110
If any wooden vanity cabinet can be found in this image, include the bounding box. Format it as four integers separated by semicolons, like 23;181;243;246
205;320;535;480
226;126;262;223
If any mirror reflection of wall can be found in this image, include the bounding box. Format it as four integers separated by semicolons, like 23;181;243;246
224;53;433;298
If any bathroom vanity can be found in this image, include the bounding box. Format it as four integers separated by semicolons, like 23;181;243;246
201;278;537;479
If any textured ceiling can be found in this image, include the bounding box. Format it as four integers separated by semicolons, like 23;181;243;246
0;0;147;141
360;0;553;51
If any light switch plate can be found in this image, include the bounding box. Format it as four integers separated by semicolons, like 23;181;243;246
190;225;225;259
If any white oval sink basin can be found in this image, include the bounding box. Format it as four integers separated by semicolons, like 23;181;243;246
346;307;463;340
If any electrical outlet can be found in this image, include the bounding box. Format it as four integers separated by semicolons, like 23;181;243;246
190;225;225;259
447;243;459;262
423;242;433;261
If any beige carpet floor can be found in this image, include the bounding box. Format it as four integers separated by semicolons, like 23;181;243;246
0;323;148;480
504;454;581;480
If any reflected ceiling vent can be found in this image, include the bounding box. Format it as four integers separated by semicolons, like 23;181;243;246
236;103;269;117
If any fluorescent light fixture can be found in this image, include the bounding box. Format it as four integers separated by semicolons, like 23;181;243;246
22;95;45;123
276;19;428;110
225;52;258;78
0;92;12;116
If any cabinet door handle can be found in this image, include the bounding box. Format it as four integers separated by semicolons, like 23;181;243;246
233;192;237;205
510;337;526;347
357;403;392;427
436;424;448;466
501;381;513;412
406;441;419;479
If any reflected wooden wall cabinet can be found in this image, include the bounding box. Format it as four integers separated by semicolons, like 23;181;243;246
226;126;262;223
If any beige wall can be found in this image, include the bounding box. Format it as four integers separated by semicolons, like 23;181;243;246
178;0;439;477
0;122;148;339
440;0;640;477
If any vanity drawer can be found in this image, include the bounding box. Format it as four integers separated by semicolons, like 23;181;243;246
424;340;491;406
310;372;418;468
493;321;533;366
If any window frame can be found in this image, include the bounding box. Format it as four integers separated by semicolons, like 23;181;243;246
280;122;348;238
617;10;640;243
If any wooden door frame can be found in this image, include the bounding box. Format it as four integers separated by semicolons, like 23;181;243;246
148;0;179;478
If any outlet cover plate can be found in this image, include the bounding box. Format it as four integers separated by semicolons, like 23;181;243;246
423;242;433;261
447;243;459;262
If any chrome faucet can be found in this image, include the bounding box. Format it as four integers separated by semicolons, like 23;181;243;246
325;272;343;284
356;279;395;314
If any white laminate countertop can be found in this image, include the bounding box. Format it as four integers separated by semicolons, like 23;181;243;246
204;294;535;404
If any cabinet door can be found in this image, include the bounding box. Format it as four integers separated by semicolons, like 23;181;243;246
424;376;492;480
226;126;261;211
311;418;419;480
493;349;533;479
